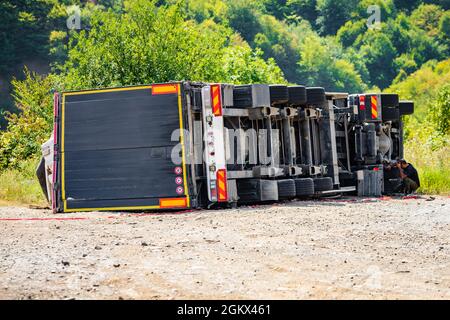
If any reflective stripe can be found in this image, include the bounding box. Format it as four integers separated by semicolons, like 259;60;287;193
211;84;222;116
152;84;178;95
371;96;378;119
159;198;188;208
216;169;228;202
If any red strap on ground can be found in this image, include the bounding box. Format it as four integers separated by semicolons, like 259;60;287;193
0;217;88;221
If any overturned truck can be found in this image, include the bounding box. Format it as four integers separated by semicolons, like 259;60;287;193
36;82;414;213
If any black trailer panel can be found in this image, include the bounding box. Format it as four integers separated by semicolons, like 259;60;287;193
59;84;190;212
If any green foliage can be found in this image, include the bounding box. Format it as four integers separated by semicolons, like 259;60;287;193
226;0;262;42
416;166;450;195
388;59;450;120
0;70;58;169
297;35;367;92
404;140;450;195
358;31;398;89
411;4;445;37
253;15;300;81
63;0;284;90
387;59;450;194
0;0;57;74
0;158;47;205
429;84;450;137
440;11;450;37
336;20;367;48
393;0;422;12
222;44;286;84
315;0;359;35
64;1;223;88
335;2;448;89
179;0;228;24
284;0;318;24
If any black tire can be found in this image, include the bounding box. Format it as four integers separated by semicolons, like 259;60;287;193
36;157;49;202
380;94;399;108
269;85;289;105
237;179;278;203
260;180;278;201
383;178;402;195
277;179;296;199
399;101;414;115
313;177;333;192
233;85;253;108
294;178;314;197
382;107;400;122
306;87;326;105
288;86;307;106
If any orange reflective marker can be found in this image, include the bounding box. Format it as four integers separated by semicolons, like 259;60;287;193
211;84;222;116
216;169;228;202
159;198;187;208
371;95;378;119
152;84;178;95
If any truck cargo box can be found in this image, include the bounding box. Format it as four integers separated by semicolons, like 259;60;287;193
54;83;191;212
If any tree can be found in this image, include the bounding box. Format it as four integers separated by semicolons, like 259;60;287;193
393;0;421;12
221;44;285;84
0;0;55;74
315;0;359;35
285;0;318;25
0;70;59;169
336;20;367;47
226;0;262;42
358;31;398;89
440;11;450;38
62;0;285;89
429;84;450;137
411;4;445;37
253;15;300;82
297;34;366;92
387;59;450;119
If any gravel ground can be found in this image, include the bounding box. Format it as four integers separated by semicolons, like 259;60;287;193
0;195;449;300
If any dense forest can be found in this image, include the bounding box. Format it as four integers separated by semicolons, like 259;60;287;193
0;0;449;200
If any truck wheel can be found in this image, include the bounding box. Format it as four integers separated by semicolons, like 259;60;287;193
260;180;278;201
306;87;326;105
294;178;314;197
269;85;289;105
288;86;307;106
380;94;399;108
399;101;414;115
383;178;402;195
36;157;49;202
382;107;400;122
313;177;333;192
233;85;253;108
277;179;296;200
237;179;278;203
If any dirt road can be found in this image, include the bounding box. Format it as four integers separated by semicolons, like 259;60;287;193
0;196;449;300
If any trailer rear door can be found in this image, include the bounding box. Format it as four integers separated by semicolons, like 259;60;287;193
58;83;190;212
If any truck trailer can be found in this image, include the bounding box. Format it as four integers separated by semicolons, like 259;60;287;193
36;82;414;213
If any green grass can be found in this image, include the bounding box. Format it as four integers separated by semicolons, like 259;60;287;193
0;158;47;206
417;167;450;195
405;140;450;195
